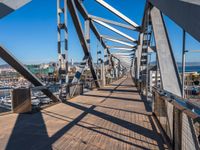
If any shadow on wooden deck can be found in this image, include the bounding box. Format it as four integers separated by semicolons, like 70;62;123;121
2;75;168;150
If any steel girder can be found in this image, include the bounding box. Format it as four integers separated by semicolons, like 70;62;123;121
74;0;116;74
135;33;143;80
95;0;139;28
102;36;135;47
101;35;134;43
89;15;136;30
150;6;182;96
92;19;136;42
0;0;31;19
74;1;108;51
67;0;100;88
149;0;200;42
75;1;137;70
0;46;61;102
57;0;68;84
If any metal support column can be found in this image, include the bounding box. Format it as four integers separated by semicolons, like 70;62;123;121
103;48;109;85
57;0;68;84
182;30;186;98
111;56;117;78
118;60;121;78
85;19;90;49
102;58;106;86
68;0;100;88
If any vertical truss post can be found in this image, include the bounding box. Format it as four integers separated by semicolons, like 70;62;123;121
100;58;104;86
85;19;90;50
97;42;101;79
57;0;68;84
103;48;109;85
182;30;186;98
64;0;69;83
155;54;158;87
118;59;121;78
57;0;61;80
102;56;106;86
136;33;143;81
144;8;151;100
111;56;117;78
68;0;100;88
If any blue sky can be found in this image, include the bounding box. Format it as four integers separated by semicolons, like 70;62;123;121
0;0;199;65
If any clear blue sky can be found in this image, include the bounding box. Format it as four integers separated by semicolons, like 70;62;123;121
0;0;199;65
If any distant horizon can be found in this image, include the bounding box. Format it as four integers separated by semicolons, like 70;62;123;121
0;61;200;67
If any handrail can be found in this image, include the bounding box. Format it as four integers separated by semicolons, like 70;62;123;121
152;86;200;121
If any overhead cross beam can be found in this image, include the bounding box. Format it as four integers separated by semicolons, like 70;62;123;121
110;50;134;54
89;15;136;30
108;47;135;51
102;36;135;47
92;19;136;42
101;35;134;43
95;0;139;28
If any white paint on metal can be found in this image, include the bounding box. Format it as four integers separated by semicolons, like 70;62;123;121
102;36;135;47
113;53;131;56
92;19;136;42
108;47;133;51
96;0;139;27
0;0;31;18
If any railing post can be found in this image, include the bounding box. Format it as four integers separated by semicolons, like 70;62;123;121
173;107;182;150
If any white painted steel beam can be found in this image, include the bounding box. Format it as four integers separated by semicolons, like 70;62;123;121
108;47;134;51
89;15;136;30
113;53;132;56
113;51;134;55
95;0;139;28
92;19;136;42
101;35;135;43
151;6;182;96
102;36;135;47
149;0;200;42
0;0;31;18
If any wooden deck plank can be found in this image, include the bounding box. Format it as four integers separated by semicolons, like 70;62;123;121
0;75;168;150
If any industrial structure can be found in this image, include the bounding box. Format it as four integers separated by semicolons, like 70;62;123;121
0;0;200;150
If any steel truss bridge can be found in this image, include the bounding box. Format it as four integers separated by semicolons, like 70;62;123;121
0;0;200;150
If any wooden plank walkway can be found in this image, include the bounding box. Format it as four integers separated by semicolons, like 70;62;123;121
0;75;168;150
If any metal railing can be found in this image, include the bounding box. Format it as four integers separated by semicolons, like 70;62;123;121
66;83;84;99
152;87;200;150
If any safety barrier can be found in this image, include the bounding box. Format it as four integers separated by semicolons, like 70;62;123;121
152;87;200;150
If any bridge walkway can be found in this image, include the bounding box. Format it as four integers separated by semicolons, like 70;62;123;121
0;75;168;150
